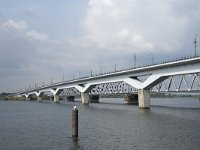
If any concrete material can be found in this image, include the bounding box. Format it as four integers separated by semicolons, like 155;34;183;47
54;95;59;103
25;95;30;101
138;89;150;109
81;93;90;104
37;96;42;102
19;57;200;109
72;106;78;137
124;94;138;105
26;98;30;101
49;96;52;101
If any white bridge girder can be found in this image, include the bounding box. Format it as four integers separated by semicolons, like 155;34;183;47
152;73;200;92
19;57;200;108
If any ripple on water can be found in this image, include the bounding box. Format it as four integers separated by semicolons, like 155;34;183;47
0;99;200;150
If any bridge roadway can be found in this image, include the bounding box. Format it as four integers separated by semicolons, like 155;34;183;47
19;57;200;109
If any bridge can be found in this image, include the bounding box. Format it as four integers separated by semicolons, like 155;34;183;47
18;56;200;109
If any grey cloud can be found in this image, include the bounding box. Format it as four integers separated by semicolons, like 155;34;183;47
81;0;200;53
25;10;38;19
0;22;51;91
0;13;5;25
1;0;200;92
0;28;35;70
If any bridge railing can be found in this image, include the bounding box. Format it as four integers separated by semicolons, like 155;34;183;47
18;55;200;94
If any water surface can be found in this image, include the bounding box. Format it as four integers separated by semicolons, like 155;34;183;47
0;98;200;150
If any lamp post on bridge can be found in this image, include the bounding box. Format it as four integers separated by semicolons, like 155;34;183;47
78;71;80;78
134;54;136;68
194;34;198;57
100;62;102;74
51;78;53;85
150;52;154;64
90;69;93;76
62;73;65;81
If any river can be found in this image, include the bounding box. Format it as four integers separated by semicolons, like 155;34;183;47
0;97;200;150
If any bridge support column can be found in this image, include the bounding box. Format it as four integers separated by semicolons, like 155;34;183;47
81;93;90;104
37;96;42;102
67;96;75;102
49;96;53;101
138;89;150;109
124;94;138;105
25;95;30;101
54;95;59;103
26;97;30;101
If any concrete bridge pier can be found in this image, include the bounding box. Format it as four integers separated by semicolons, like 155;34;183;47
54;95;59;103
124;94;138;105
25;95;30;101
51;89;63;103
81;93;90;104
26;97;30;101
138;89;150;109
49;96;53;101
37;96;42;102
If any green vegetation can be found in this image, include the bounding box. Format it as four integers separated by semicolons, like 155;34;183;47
0;92;25;100
0;92;199;101
0;92;11;100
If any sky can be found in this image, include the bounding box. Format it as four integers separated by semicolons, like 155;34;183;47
0;0;200;93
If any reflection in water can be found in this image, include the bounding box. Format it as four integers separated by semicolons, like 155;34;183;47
0;98;200;150
69;137;83;150
138;108;151;114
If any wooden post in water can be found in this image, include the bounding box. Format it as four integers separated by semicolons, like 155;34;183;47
72;106;78;137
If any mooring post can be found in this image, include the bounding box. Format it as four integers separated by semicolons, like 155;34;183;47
72;106;78;137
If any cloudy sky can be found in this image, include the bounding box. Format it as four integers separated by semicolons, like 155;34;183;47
0;0;200;92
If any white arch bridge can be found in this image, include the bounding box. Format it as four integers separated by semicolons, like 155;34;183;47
18;57;200;109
